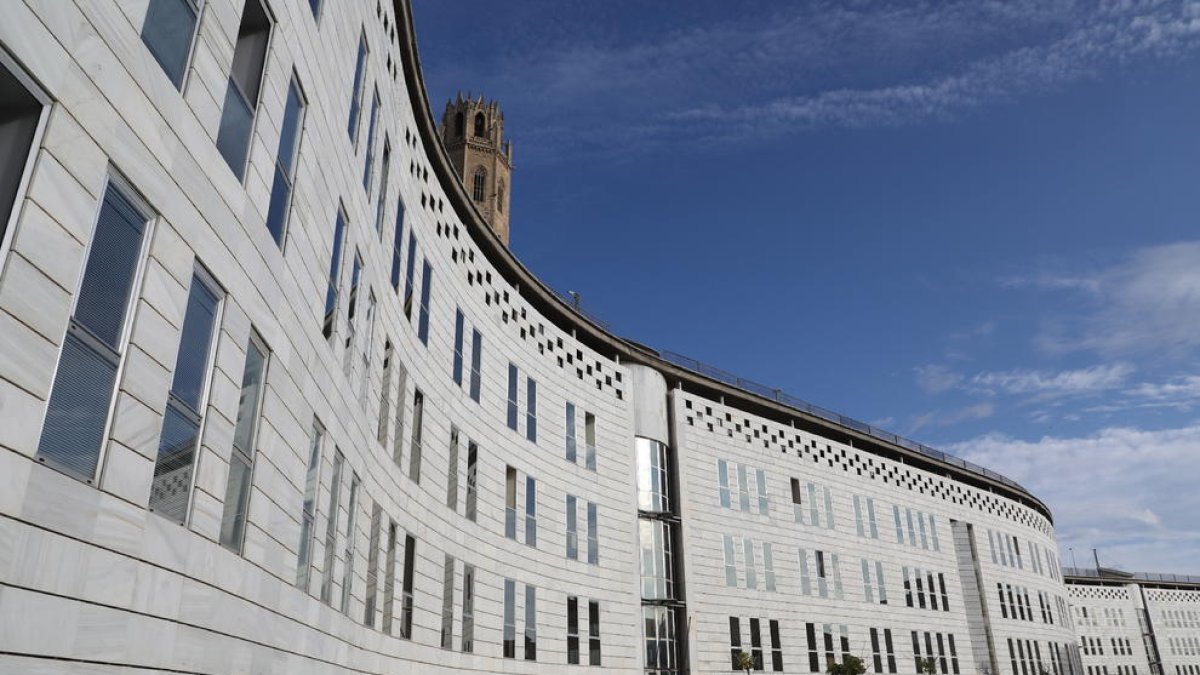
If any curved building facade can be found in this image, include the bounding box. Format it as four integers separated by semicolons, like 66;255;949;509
0;2;1080;674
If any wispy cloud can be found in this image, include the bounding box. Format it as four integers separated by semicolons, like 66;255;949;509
968;363;1135;399
915;364;964;394
949;424;1200;574
908;402;995;433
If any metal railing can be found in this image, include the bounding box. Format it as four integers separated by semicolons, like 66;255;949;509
1064;567;1200;585
655;350;1030;494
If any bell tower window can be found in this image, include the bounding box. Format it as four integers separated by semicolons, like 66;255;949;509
472;167;486;202
473;112;486;138
454;111;464;137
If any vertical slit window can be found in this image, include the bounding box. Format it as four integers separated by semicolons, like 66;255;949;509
588;600;602;665
38;182;149;481
347;32;367;141
567;595;580;664
505;466;517;539
524;584;537;661
381;521;397;634
373;138;390;237
376;340;393;444
461;563;475;652
586;502;599;565
265;76;306;246
322;208;346;339
468;329;482;401
216;0;272;178
446;426;459;510
391;363;407;467
296;420;324;592
525;475;537;547
465;441;478;521
342;251;362;371
400;534;415;638
584;412;596;470
503;578;516;658
218;331;269;553
566;495;578;560
363;88;380;191
565;402;577;462
0;53;45;255
140;0;201;89
770;619;783;672
402;232;416;317
390;199;405;289
526;377;537;442
636;437;670;512
409;389;423;482
417;259;432;344
149;266;222;523
320;450;344;605
440;555;455;649
452;308;464;385
339;473;359;613
364;503;381;626
506;363;518;430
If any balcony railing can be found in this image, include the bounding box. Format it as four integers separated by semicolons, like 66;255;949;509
1064;567;1200;586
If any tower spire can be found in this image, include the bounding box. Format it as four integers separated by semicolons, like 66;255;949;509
439;94;513;245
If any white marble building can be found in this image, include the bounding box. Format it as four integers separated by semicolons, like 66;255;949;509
0;1;1131;674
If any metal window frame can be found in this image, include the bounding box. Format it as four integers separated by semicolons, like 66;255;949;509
0;45;51;280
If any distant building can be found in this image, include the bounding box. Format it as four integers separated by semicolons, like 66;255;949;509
440;93;513;244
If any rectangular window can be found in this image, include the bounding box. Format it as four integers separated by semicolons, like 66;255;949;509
322;208;347;339
568;595;580;664
505;466;517;539
877;561;888;604
808;483;821;526
524;585;538;659
588;600;601;666
377;340;393;444
417;259;432;345
738;464;751;511
894;505;905;544
218;332;269;552
446;427;459;510
807;623;820;672
744;538;758;589
37;181;150;481
750;618;765;670
469;329;482;402
465;441;478;521
216;0;272;178
0;52;44;258
381;521;397;633
390;199;405;289
391;363;408;467
636;437;671;512
402;232;417;317
440;554;455;649
341;251;362;371
452;308;465;384
372;139;390;237
792;478;803;522
565;402;577;462
526;377;538;443
718;460;731;508
730;616;742;670
296;420;324;592
320;450;344;605
141;0;202;88
756;468;769;514
586;502;599;565
339;473;359;614
363;88;381;191
506;363;519;430
525;475;537;547
400;534;415;639
364;503;382;626
640;519;676;600
503;578;516;658
347;32;367;141
863;559;875;603
461;563;475;652
265;76;306;245
724;535;738;587
764;542;776;592
566;495;578;560
150;267;222;523
584;412;597;470
409;389;424;483
798;548;812;595
867;497;879;538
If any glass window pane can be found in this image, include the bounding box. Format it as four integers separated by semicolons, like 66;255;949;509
170;275;220;411
73;186;147;349
148;402;201;523
140;0;199;88
37;332;119;479
219;453;253;549
231;339;266;455
0;45;45;237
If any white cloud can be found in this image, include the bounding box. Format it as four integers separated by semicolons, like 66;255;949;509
915;364;964;394
968;363;1135;399
948;424;1200;574
908;402;995;433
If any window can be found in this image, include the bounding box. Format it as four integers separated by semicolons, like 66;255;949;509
770;619;783;672
218;331;269;553
718;460;731;507
446;427;459;510
473;112;486;137
339;473;359;613
750;618;765;670
763;543;776;591
376;340;393;444
308;0;321;18
566;495;578;560
265;76;306;246
373;139;390;238
149;267;222;523
584;412;596;470
588;600;602;665
870;628;898;674
402;232;416;317
644;606;678;673
506;363;518;430
389;199;405;289
465;441;478;521
472;166;486;202
565;403;576;462
322;208;347;339
216;0;272;179
452;309;465;385
391;362;408;467
320;450;344;605
636;437;670;512
526;377;537;442
363;88;381;191
440;555;455;649
454;111;464;137
724;535;737;587
744;538;758;589
791;478;803;521
381;521;397;633
639;519;675;599
341;251;362;370
0;52;46;260
503;578;516;658
587;502;599;565
296;420;323;592
469;329;482;402
756;468;769;514
37;181;150;481
729;617;742;670
461;564;475;652
498;180;506;213
568;596;580;664
525;475;537;546
524;584;537;661
400;533;416;639
140;0;201;88
807;623;821;673
347;32;368;141
505;466;517;539
409;389;424;482
417;259;432;345
364;503;381;626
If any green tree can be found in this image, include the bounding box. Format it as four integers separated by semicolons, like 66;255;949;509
736;650;756;673
917;657;940;675
829;654;868;675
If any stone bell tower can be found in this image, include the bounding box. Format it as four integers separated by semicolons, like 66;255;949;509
440;93;513;245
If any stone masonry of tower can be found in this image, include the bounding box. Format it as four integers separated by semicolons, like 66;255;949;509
440;93;513;245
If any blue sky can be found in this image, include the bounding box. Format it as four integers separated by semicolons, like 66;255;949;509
411;1;1200;573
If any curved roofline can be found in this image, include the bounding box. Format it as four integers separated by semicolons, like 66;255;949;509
391;0;1053;523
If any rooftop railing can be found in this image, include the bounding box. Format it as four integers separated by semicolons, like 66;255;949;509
1064;567;1200;586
